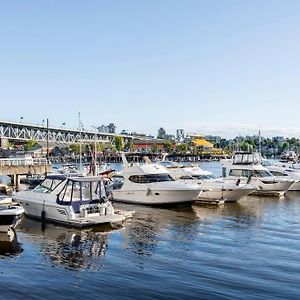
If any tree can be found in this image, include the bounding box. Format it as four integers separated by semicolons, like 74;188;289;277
163;141;172;153
125;139;134;151
69;143;81;154
176;143;188;154
24;139;37;151
150;144;159;153
114;136;124;151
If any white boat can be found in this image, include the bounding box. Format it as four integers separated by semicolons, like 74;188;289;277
263;163;300;191
0;205;24;232
13;175;128;228
159;161;255;203
111;154;202;205
221;152;294;197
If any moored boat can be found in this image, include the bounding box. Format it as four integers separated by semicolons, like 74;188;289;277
13;175;129;228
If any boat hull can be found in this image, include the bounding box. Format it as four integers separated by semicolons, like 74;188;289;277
13;194;125;228
112;189;199;205
196;188;254;203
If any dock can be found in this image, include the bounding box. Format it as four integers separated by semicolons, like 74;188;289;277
0;157;50;189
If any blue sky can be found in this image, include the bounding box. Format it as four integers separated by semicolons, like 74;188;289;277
0;0;299;138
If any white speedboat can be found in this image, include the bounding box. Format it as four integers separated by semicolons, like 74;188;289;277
0;205;24;232
159;161;255;203
13;175;128;228
221;152;294;197
111;154;202;205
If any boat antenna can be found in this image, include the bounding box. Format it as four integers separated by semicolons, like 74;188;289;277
79;112;82;172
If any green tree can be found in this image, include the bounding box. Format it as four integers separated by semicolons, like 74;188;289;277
125;139;134;151
163;141;172;152
24;139;37;151
69;143;81;154
114;136;124;151
176;143;188;154
150;144;159;153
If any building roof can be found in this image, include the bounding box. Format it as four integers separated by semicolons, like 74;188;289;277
193;139;213;148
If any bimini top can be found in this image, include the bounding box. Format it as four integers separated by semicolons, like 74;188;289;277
233;152;263;165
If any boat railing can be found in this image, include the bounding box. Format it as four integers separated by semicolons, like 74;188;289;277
0;157;48;167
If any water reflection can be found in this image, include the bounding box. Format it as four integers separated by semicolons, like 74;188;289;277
118;204;200;257
0;228;23;257
192;196;264;227
18;218;110;270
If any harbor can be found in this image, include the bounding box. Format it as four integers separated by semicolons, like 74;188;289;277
1;160;300;299
2;1;300;299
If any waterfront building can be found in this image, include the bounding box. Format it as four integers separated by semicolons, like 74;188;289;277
132;139;165;152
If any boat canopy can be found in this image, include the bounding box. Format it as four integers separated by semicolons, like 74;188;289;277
233;152;262;165
56;177;107;212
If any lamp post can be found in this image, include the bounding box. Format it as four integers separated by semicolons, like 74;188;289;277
20;116;23;124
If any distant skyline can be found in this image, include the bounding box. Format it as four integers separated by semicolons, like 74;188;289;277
1;1;300;139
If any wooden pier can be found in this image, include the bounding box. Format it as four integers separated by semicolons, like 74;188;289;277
0;158;50;188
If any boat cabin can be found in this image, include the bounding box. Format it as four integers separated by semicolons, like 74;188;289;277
34;175;107;213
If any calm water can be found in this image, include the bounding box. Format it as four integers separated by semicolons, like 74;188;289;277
1;162;300;299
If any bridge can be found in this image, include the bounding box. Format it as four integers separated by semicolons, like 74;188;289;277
0;120;134;145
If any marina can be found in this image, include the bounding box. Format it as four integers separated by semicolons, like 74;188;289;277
1;1;300;298
0;159;300;299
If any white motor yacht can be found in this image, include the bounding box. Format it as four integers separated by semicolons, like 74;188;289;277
221;152;294;197
263;162;300;191
159;161;255;203
13;175;128;228
111;154;202;205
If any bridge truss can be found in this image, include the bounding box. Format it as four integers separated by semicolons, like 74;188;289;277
0;121;132;144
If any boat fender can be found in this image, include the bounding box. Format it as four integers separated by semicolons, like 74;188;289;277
146;187;151;196
41;210;46;222
247;175;253;184
236;179;241;186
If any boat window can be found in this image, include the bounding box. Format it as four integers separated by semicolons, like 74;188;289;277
269;171;288;176
229;169;242;177
60;180;72;203
242;170;251;177
192;175;214;180
129;174;174;183
34;178;64;193
180;176;194;180
251;170;272;177
72;182;81;201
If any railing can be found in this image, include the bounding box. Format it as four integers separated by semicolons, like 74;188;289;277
0;157;48;167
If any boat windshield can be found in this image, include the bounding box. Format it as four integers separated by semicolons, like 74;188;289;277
159;161;182;168
233;152;262;165
129;174;174;183
229;169;272;178
269;170;288;176
34;177;65;193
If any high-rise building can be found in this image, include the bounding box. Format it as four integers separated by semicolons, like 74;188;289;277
157;127;166;139
97;123;116;134
176;129;185;142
